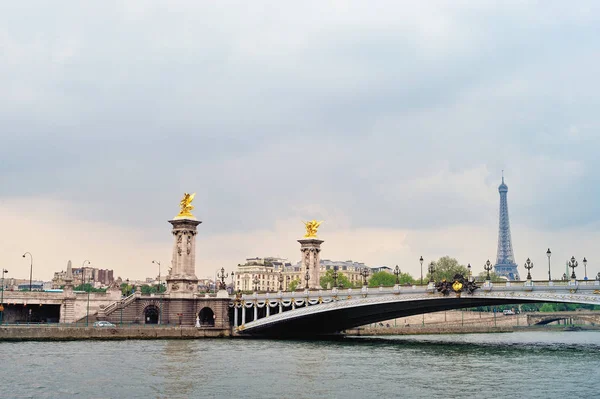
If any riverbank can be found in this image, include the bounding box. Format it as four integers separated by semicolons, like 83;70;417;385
345;325;600;336
0;326;231;341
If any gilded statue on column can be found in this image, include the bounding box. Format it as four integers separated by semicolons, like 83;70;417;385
176;193;196;218
303;220;323;238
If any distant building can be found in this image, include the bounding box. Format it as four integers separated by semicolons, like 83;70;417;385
371;266;393;274
234;257;369;291
17;281;44;291
52;267;114;288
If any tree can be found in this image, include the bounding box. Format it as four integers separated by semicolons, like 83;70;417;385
368;271;415;287
288;279;301;291
426;256;469;282
140;284;167;295
475;271;506;283
368;271;396;287
320;269;356;289
73;283;106;293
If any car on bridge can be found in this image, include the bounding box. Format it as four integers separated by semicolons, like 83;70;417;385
93;321;116;328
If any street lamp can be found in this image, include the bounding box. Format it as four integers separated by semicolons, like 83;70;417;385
546;248;551;281
428;262;435;283
304;269;310;290
419;256;424;285
393;265;400;285
0;268;7;325
22;252;33;291
152;260;161;292
217;267;228;290
361;267;369;287
484;259;493;281
332;266;339;288
82;260;92;327
524;258;534;281
583;257;588;280
568;256;578;280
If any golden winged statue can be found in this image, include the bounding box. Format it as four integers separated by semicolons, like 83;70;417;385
176;193;196;218
303;220;323;238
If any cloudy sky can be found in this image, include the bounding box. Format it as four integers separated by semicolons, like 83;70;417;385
1;1;600;282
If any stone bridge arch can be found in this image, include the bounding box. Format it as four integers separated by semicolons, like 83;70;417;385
139;300;162;324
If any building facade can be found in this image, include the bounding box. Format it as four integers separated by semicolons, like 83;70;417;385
234;257;368;291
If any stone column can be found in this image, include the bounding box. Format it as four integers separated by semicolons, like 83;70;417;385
298;238;324;290
166;217;202;297
62;260;77;323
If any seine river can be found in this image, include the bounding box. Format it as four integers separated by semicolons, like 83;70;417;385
2;331;599;399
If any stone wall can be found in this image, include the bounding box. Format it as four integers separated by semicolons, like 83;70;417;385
101;296;232;328
0;326;231;341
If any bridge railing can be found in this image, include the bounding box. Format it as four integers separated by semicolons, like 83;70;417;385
237;279;600;302
100;293;136;316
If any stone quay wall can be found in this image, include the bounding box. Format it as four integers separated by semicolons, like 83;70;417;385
0;326;231;341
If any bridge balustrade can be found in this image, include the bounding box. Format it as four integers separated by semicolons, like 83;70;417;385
231;280;600;333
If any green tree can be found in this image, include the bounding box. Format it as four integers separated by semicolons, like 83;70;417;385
121;283;133;296
139;284;167;295
319;269;358;289
426;256;469;282
539;303;556;312
288;279;301;291
368;271;396;287
368;271;415;287
475;271;506;283
73;283;107;293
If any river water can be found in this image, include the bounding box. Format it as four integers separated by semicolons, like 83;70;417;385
2;331;599;399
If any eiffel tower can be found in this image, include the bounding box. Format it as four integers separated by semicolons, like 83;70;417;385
494;173;520;280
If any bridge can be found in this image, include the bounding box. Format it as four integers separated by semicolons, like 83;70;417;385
527;311;600;326
232;280;600;336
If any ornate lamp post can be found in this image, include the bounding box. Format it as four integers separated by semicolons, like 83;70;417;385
583;257;588;280
252;274;260;292
546;248;551;281
361;267;369;287
217;267;228;290
524;258;534;281
428;262;435;283
0;268;7;325
83;260;92;327
304;269;310;290
568;256;578;280
393;265;400;285
484;259;493;281
332;266;339;288
152;260;161;292
22;252;33;291
278;272;284;291
419;256;424;285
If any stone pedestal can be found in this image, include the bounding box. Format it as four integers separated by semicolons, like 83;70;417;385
298;238;324;290
166;217;202;297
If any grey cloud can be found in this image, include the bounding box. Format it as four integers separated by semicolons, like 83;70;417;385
1;1;600;243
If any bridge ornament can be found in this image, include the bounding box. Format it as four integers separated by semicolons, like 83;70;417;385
436;274;478;297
